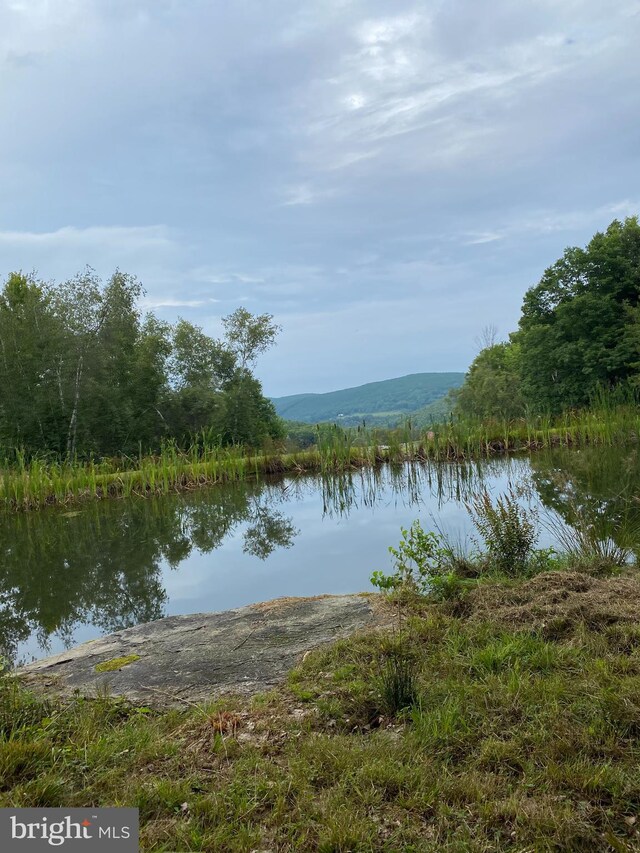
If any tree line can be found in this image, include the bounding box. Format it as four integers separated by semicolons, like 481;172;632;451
0;268;284;458
455;216;640;419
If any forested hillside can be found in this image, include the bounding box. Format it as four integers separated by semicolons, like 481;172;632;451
272;373;464;425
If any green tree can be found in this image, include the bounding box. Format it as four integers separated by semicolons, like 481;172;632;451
221;307;283;444
163;319;235;441
130;315;173;448
218;373;284;446
0;272;285;457
455;341;525;420
0;272;65;453
517;217;640;411
51;268;105;456
80;271;148;454
221;307;281;370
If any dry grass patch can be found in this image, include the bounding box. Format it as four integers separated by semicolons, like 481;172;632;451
467;570;640;637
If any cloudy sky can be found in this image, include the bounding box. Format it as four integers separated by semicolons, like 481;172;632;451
1;0;638;397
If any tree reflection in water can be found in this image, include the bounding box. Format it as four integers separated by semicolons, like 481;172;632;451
529;446;640;559
2;449;638;664
0;480;297;663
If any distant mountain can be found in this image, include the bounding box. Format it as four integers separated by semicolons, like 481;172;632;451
271;372;464;426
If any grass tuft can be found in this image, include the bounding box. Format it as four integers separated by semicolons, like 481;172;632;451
377;642;420;715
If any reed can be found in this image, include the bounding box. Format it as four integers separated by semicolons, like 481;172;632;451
0;401;638;512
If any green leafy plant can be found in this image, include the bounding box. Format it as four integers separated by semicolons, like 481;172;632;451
525;546;563;575
429;570;465;601
371;520;461;600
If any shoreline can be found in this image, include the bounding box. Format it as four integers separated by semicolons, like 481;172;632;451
4;568;640;849
2;408;638;511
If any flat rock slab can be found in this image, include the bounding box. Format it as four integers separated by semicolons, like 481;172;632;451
17;594;384;708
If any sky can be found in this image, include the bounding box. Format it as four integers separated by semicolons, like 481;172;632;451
0;0;638;397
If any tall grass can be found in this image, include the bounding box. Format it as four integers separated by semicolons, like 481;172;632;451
1;400;638;512
377;641;420;714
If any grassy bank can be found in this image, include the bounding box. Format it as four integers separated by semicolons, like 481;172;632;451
2;568;640;851
1;403;639;511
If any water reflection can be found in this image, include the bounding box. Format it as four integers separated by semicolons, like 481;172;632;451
530;446;640;558
317;457;531;517
2;451;638;664
0;482;297;662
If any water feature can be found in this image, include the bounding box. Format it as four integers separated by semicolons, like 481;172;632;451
2;445;638;665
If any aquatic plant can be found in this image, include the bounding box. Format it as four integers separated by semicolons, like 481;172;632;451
1;400;639;512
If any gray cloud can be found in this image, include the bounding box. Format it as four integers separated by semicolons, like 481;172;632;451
0;0;638;396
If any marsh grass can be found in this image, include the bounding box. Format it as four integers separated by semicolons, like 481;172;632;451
4;572;640;850
1;401;639;511
544;510;639;568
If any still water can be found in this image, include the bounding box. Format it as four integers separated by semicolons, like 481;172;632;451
2;446;638;664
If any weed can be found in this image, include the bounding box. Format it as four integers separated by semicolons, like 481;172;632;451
377;642;420;715
466;487;538;576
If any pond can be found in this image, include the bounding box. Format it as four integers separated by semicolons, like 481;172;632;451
2;445;639;665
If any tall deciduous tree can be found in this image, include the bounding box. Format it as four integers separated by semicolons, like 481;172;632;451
517;217;640;411
0;272;65;452
221;307;281;370
221;307;283;444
